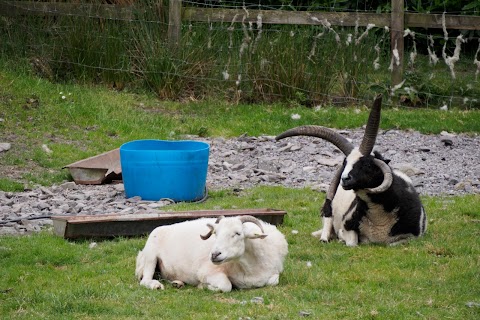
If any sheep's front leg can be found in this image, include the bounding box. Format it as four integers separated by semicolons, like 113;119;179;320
200;273;232;292
317;166;343;243
137;250;165;290
311;218;333;242
341;203;365;247
312;199;335;242
320;217;333;242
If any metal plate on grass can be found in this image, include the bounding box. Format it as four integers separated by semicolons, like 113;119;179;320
63;148;121;184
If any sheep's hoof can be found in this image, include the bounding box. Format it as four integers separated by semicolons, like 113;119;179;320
140;279;165;290
312;229;330;242
171;280;185;289
311;229;322;239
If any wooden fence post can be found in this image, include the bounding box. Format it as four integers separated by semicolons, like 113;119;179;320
391;0;404;88
168;0;182;49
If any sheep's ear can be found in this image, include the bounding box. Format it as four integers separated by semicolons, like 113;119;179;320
242;220;268;239
245;230;268;240
373;151;390;164
247;233;268;240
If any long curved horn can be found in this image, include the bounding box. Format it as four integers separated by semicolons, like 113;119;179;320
358;94;383;155
239;215;265;234
276;125;354;156
327;165;343;201
366;158;393;193
321;165;343;218
215;216;224;224
200;223;215;240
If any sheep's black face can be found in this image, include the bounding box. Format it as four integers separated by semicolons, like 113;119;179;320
342;153;389;191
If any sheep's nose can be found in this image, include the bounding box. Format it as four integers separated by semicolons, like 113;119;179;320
211;251;221;261
341;174;354;189
342;175;352;184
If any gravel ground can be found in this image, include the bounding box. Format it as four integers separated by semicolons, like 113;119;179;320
1;129;479;236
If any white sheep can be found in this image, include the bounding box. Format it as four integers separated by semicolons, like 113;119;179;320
135;215;288;292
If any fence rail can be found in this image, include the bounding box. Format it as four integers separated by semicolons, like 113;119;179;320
2;0;480;87
3;1;480;29
183;7;480;30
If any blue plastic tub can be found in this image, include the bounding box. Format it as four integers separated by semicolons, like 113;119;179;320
120;140;210;201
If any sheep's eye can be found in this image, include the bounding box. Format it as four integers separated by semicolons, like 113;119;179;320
234;232;241;237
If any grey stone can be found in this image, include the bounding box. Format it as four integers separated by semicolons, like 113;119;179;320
259;173;285;183
0;143;11;152
56;182;77;191
257;161;278;173
290;145;303;151
392;163;422;177
277;143;296;152
36;201;50;210
230;163;245;171
316;157;342;167
222;161;233;170
440;131;456;138
0;227;18;235
302;166;316;173
448;178;459;186
441;138;453;146
250;297;264;304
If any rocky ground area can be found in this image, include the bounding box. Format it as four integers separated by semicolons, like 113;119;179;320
1;129;479;236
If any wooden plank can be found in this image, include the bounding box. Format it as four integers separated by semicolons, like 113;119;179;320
0;1;134;20
51;208;287;239
405;12;480;30
183;7;391;27
183;8;480;31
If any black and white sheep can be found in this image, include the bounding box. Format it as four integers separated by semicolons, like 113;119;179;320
276;95;427;246
135;215;288;292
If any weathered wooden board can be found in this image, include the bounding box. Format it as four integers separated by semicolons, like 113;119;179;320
0;1;134;20
52;208;287;239
184;8;480;31
183;7;391;27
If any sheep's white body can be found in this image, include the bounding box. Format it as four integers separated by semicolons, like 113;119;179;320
135;217;288;292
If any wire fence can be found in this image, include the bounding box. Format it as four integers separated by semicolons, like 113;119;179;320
1;0;479;109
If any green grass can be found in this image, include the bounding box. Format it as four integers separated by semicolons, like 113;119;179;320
0;188;479;319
